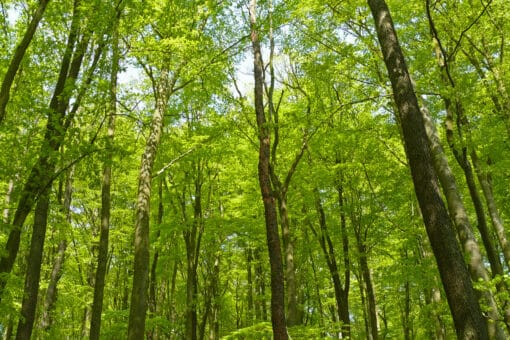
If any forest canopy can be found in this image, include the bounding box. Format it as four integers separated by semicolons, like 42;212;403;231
0;0;509;339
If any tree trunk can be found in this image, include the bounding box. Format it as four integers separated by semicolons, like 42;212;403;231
278;194;300;326
471;152;510;269
367;0;488;337
246;247;255;325
311;188;350;338
0;0;50;123
148;179;163;340
127;69;169;339
89;3;121;338
249;1;287;338
254;247;267;321
422;106;506;338
15;191;50;340
358;242;378;340
40;168;73;331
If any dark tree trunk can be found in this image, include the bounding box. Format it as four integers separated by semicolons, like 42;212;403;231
184;162;205;340
0;0;50;123
312;189;350;338
249;0;287;338
358;242;378;340
15;191;50;339
367;0;488;338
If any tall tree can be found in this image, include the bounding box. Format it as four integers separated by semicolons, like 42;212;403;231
367;0;488;338
249;0;287;338
127;67;170;339
89;2;123;338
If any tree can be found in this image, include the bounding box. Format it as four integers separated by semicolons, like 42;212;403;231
89;2;123;339
249;0;287;338
367;0;488;338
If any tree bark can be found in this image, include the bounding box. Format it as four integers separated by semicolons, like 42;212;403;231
0;0;50;123
183;163;205;340
367;0;488;338
249;1;287;338
311;188;350;338
127;69;169;339
15;191;50;339
471;152;510;269
40;168;73;331
349;194;378;340
148;179;163;340
246;247;255;325
89;3;122;338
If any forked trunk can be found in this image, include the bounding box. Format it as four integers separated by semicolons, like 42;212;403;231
249;0;287;338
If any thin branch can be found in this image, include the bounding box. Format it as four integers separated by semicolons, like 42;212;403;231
153;147;196;178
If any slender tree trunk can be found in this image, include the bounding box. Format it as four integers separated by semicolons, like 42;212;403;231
184;164;205;340
40;168;73;331
127;69;169;339
249;1;287;338
311;189;350;338
0;0;50;123
358;241;378;340
246;247;255;325
254;247;267;321
367;0;488;337
471;152;510;269
15;191;50;339
402;277;411;340
422;106;507;337
147;179;163;340
308;249;325;330
208;256;221;340
89;3;121;338
185;250;198;340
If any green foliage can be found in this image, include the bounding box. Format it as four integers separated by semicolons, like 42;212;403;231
0;0;509;338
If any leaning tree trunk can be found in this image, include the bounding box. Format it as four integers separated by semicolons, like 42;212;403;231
471;151;510;269
0;0;50;123
249;0;287;338
367;0;488;338
127;70;170;340
422;106;506;338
